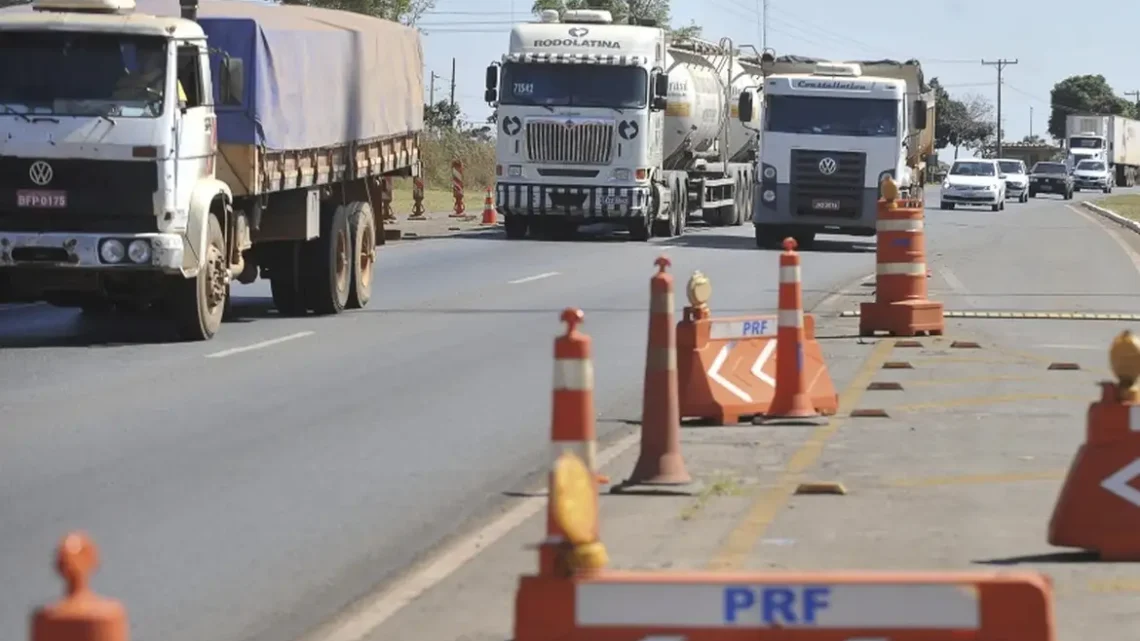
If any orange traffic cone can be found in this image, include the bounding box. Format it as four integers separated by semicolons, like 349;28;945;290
481;187;497;225
542;308;608;574
621;256;692;489
1049;330;1140;560
758;238;824;424
31;532;128;641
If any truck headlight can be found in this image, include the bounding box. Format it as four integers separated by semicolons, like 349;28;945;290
762;189;776;202
613;168;631;180
508;165;522;177
99;239;125;264
127;239;152;264
762;166;776;180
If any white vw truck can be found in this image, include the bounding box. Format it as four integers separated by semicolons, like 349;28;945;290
738;57;934;249
484;9;761;241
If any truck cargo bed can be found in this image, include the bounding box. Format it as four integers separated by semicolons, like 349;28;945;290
218;133;419;197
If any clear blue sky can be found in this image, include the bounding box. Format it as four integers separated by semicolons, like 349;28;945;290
418;0;1140;162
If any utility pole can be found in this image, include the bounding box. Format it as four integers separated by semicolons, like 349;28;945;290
762;0;769;50
981;58;1018;158
1126;90;1140;110
429;71;438;105
449;57;457;112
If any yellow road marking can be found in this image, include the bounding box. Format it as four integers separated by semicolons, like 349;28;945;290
706;338;896;570
886;469;1067;488
890;393;1087;413
1088;579;1140;593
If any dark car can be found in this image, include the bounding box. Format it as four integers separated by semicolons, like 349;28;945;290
1028;161;1074;199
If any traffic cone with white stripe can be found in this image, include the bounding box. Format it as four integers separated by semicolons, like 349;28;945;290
758;238;823;424
621;256;692;489
481;187;497;225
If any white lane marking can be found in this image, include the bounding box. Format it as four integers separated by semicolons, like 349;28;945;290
508;271;559;285
301;431;642;641
1068;204;1140;278
1034;343;1102;350
205;331;314;358
937;266;981;308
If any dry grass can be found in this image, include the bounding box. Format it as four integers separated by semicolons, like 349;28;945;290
384;130;494;215
1093;194;1140;221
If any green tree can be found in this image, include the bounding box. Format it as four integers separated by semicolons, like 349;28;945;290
424;100;460;130
282;0;435;25
929;79;994;157
1048;74;1135;141
1021;134;1046;144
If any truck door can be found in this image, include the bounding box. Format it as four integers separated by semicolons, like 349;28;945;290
174;41;214;208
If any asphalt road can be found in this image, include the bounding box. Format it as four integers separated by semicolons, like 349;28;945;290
0;213;881;640
1;186;1128;641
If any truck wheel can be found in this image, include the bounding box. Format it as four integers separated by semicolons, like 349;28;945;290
170;212;227;341
306;204;351;315
732;173;745;226
346;201;375;310
504;215;528;239
651;182;674;238
670;178;685;237
269;241;308;317
628;210;652;241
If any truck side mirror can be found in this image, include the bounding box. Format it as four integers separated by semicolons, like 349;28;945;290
484;65;498;103
654;72;668;99
912;100;927;129
738;90;754;123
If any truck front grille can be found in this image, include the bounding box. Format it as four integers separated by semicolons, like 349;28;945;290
526;120;614;165
790;149;867;218
0;157;157;231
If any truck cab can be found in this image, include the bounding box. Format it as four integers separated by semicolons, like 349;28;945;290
0;0;242;336
1066;132;1108;169
741;60;929;249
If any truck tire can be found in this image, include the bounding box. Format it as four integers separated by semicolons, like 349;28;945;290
169;211;227;341
346;201;375;310
306;203;351;315
651;181;674;238
732;172;745;226
628;211;652;241
269;241;308;317
504;215;528;239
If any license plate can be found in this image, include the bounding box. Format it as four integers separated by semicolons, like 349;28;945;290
602;195;628;206
17;190;67;208
811;199;840;211
1038;185;1051;191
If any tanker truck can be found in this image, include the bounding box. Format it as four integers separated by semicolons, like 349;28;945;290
738;55;935;249
0;0;421;340
484;9;762;241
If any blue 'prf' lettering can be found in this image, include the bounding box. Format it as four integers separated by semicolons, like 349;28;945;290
723;585;831;625
741;319;770;336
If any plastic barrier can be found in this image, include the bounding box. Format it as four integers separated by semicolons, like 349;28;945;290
450;160;465;218
481;186;497;225
623;256;691;488
409;175;427;220
1049;329;1140;560
677;251;837;426
515;452;1058;641
859;176;944;338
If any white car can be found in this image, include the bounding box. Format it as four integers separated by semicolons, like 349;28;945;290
1072;159;1114;193
996;158;1029;203
940;159;1006;211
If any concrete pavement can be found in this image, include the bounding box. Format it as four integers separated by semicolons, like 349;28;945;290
4;187;1136;641
0;220;876;641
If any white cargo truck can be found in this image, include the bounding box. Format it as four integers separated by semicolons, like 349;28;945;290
0;0;422;340
1064;114;1140;187
484;9;762;241
737;56;935;249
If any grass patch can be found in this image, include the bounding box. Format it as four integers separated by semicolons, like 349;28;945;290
679;473;744;521
381;129;494;215
1093;194;1140;221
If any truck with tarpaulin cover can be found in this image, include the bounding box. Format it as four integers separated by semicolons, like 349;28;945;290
0;0;423;340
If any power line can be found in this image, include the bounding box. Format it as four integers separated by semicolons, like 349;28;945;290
981;58;1018;157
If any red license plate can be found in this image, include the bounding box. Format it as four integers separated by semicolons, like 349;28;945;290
17;190;67;208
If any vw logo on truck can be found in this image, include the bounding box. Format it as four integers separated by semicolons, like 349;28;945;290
818;157;838;175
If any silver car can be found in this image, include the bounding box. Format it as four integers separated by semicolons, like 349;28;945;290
996;159;1029;203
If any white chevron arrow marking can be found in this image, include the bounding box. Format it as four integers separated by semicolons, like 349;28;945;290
1101;458;1140;507
750;338;777;387
708;341;752;402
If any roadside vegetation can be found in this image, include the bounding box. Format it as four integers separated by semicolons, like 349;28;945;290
1092;194;1140;221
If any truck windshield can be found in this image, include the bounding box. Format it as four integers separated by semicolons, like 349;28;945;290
499;62;648;109
765;96;897;137
1069;136;1104;149
0;32;167;118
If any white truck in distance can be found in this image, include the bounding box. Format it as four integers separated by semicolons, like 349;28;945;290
738;56;935;249
1064;114;1140;187
484;9;763;241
